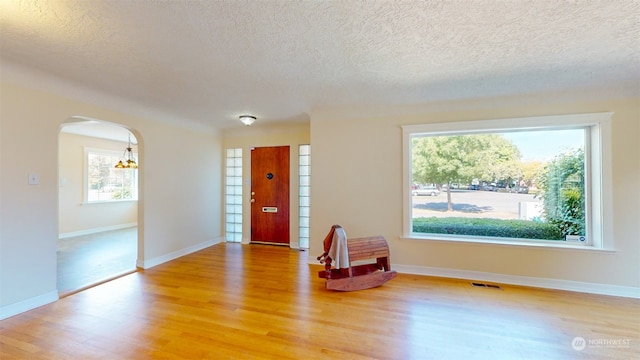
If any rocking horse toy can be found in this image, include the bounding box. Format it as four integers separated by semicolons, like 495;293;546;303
317;225;397;291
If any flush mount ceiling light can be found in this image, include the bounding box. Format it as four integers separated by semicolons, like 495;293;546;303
115;134;138;169
239;115;256;126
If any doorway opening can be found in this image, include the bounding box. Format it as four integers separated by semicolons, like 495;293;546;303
58;119;141;296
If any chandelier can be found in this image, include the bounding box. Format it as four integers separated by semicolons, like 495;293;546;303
115;135;138;169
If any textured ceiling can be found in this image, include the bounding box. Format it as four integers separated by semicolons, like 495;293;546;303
1;1;639;130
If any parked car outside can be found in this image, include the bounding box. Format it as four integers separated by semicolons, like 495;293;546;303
442;183;460;190
513;186;529;194
483;183;498;191
412;185;440;196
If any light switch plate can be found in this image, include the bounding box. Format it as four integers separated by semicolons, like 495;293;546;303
28;173;39;185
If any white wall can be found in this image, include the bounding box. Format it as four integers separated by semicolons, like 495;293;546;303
58;132;138;235
309;98;640;297
1;76;637;321
0;81;223;317
222;122;310;248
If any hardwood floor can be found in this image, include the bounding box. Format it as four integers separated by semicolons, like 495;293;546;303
2;243;638;359
57;227;137;295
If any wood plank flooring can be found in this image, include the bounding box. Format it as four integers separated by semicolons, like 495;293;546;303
1;243;639;359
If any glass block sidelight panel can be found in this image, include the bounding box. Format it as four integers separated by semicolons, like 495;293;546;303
300;207;310;217
225;148;243;242
300;175;310;186
299;145;311;249
299;196;310;207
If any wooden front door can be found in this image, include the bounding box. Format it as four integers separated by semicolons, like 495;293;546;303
250;146;290;245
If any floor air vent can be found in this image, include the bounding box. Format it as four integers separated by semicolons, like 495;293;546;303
471;282;502;289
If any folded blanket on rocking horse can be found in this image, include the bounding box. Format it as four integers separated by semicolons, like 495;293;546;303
316;225;397;291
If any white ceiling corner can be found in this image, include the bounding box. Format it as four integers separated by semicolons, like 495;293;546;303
60;120;136;143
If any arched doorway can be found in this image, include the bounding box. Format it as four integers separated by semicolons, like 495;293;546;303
58;117;142;296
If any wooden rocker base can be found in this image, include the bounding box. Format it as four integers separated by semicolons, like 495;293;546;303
319;269;397;291
317;225;397;292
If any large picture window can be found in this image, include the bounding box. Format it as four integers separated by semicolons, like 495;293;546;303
402;113;612;248
86;148;138;202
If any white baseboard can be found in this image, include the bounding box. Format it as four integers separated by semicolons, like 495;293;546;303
59;223;137;239
137;236;224;269
2;237;224;320
0;291;59;320
392;264;640;299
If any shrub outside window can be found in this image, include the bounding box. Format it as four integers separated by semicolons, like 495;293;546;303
402;113;612;248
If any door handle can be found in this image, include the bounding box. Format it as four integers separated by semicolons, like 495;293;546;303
251;198;255;203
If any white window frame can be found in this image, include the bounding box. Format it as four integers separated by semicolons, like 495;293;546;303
84;147;138;203
401;112;613;250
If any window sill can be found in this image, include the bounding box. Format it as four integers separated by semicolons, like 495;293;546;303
82;199;138;205
401;233;618;253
